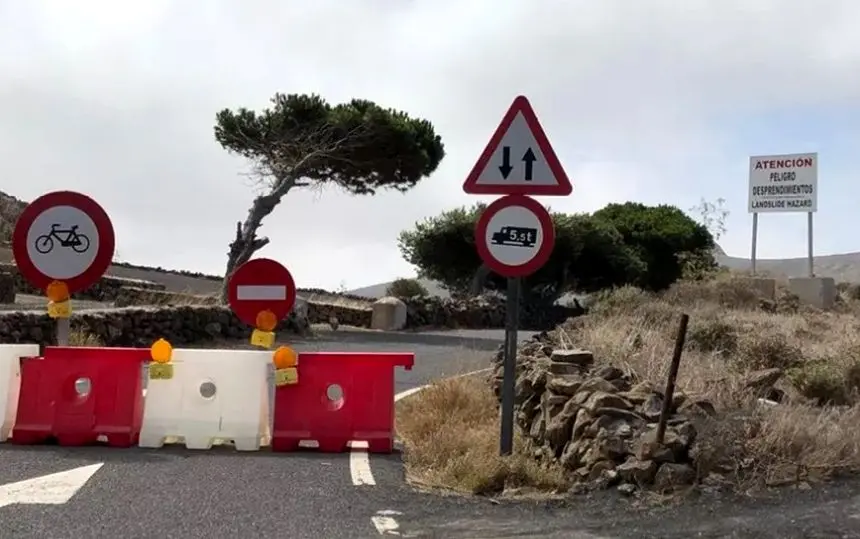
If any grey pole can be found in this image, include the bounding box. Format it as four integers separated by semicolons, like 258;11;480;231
750;212;758;275
499;277;521;456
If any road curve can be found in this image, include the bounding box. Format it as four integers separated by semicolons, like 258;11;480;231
4;329;860;538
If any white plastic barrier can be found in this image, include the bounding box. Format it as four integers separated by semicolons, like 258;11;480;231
0;344;40;442
138;348;272;451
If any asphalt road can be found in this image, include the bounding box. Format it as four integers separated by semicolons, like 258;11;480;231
3;329;860;538
0;329;504;539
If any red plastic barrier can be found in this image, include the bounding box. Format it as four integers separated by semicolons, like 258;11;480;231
12;346;149;447
272;352;414;454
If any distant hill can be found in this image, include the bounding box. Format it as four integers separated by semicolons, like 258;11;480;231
717;251;860;282
348;278;451;299
0;191;26;242
349;250;860;300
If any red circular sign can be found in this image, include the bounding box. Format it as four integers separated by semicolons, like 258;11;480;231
227;258;297;327
475;195;555;278
12;191;115;293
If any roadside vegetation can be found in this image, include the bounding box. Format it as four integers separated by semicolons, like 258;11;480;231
398;201;717;303
396;274;860;497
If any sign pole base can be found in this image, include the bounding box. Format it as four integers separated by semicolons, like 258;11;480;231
499;277;521;456
56;318;70;346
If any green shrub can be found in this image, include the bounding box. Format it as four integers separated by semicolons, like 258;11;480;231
385;277;429;299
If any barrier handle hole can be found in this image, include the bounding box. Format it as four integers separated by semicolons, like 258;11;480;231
74;377;92;399
325;384;345;411
199;381;217;399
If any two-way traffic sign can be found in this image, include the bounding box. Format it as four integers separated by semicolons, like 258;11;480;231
462;95;572;196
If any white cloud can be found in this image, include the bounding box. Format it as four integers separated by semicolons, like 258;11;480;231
1;0;858;289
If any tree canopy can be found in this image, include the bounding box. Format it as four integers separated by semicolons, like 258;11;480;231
592;202;715;290
213;93;445;298
215;93;445;195
385;277;429;299
397;202;713;300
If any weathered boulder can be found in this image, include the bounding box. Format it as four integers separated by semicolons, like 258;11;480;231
371;296;407;330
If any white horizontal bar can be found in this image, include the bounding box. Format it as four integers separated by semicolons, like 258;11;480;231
236;285;287;301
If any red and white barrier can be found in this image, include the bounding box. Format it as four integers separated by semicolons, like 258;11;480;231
0;344;40;442
138;349;272;451
1;344;414;455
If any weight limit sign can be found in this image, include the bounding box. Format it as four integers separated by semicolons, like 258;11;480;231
475;195;555;278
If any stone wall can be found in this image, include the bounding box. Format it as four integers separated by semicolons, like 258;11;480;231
0;271;14;303
306;301;373;328
114;287;218;307
0;263;164;301
492;331;714;494
108;291;580;333
0;305;308;348
114;287;374;328
402;295;585;331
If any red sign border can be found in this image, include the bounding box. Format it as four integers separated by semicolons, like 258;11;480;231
462;95;573;196
12;191;115;294
227;257;297;327
475;194;555;278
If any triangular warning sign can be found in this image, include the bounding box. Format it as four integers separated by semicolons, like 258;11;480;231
462;96;572;196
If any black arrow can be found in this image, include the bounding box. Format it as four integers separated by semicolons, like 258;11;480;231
498;146;513;179
522;148;536;181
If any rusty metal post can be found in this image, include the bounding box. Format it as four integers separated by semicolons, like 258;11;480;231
656;313;690;445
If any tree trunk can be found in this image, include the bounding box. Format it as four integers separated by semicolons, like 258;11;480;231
219;176;297;302
469;264;491;297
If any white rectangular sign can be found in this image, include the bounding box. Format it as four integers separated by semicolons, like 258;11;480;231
749;152;818;213
236;285;287;301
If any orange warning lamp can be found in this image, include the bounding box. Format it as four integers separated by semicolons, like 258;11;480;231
150;338;173;364
273;346;297;369
256;309;278;332
46;281;70;303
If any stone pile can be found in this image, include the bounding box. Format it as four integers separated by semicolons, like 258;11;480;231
493;333;716;493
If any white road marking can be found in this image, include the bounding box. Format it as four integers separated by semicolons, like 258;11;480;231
393;387;423;402
349;441;376;486
236;285;287;301
394;367;493;402
0;463;103;508
372;509;403;535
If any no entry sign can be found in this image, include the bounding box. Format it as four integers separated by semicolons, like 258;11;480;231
475;195;555;278
227;258;297;327
12;191;115;293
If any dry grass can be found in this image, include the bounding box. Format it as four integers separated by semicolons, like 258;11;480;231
396;375;570;496
397;273;860;495
66;328;105;346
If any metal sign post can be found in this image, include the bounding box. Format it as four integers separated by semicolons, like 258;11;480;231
474;195;555;456
499;277;521;455
463;96;571;457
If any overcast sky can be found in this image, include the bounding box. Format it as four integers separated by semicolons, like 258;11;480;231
2;1;859;290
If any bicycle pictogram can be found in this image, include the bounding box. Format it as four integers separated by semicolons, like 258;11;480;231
34;224;91;254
